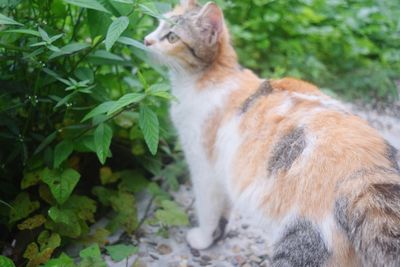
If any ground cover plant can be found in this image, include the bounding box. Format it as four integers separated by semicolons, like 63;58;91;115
0;0;399;266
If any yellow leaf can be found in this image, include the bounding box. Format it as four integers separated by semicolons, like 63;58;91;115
17;215;46;230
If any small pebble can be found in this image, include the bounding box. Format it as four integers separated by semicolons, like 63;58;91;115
190;248;200;257
232;245;241;254
157;244;173;255
249;255;262;263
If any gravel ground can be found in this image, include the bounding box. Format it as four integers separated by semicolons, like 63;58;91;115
106;101;400;267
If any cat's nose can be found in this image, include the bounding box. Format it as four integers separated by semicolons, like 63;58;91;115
144;37;155;47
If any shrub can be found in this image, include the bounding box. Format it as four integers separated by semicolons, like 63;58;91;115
0;0;188;265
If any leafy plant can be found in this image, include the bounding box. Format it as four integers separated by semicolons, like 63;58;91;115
0;0;186;265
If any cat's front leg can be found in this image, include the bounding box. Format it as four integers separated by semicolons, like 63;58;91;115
187;175;229;250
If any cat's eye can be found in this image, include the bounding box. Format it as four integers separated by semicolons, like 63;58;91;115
167;32;180;44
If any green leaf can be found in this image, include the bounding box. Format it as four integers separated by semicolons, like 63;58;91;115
63;0;110;13
3;29;40;36
80;244;101;259
81;101;115;122
100;167;120;185
112;0;134;3
105;16;129;51
155;200;189;226
94;123;113;164
41;168;80;205
42;253;75;267
9;192;40;223
108;192;137;234
49;43;90;59
0;13;23;26
63;195;97;222
139;106;159;155
47;207;82;237
21;170;42;189
79;244;106;267
88;50;129;65
17;214;46;230
105;244;138;262
34;131;57;155
37;231;61;251
138;3;164;20
107;93;145;115
0;256;16;267
54;140;74;168
38;27;50;42
117;36;147;51
148;83;174;100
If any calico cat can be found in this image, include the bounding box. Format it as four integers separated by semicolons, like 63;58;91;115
144;0;400;266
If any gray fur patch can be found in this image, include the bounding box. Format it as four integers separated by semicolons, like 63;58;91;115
335;190;400;266
272;219;329;267
268;127;306;174
240;80;273;113
386;143;400;172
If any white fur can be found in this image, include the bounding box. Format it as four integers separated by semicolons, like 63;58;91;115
169;71;241;249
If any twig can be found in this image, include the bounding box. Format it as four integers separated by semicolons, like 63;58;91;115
134;195;155;238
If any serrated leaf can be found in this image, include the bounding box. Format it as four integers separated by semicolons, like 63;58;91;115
106;244;138;262
107;93;145;115
49;43;90;59
0;256;16;267
42;253;75;267
63;0;110;13
94;123;113;164
41;168;80;204
105;16;129;51
139;106;159;155
0;13;23;26
9;192;40;223
81;101;115;122
54;140;74;168
17;215;46;230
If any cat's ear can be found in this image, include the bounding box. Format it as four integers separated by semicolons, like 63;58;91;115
180;0;197;9
197;2;223;45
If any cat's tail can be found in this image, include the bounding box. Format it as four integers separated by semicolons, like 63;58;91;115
334;168;400;267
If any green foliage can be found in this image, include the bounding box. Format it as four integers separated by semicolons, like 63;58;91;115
221;0;400;100
0;256;16;267
105;244;138;262
154;200;189;227
0;0;185;265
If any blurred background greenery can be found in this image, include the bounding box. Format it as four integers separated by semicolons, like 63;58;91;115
0;0;399;266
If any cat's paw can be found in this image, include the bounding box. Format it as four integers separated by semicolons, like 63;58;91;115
186;227;214;250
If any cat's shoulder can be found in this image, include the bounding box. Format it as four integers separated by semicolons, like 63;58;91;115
270;77;320;94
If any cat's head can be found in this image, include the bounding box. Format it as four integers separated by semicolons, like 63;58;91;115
144;0;234;73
